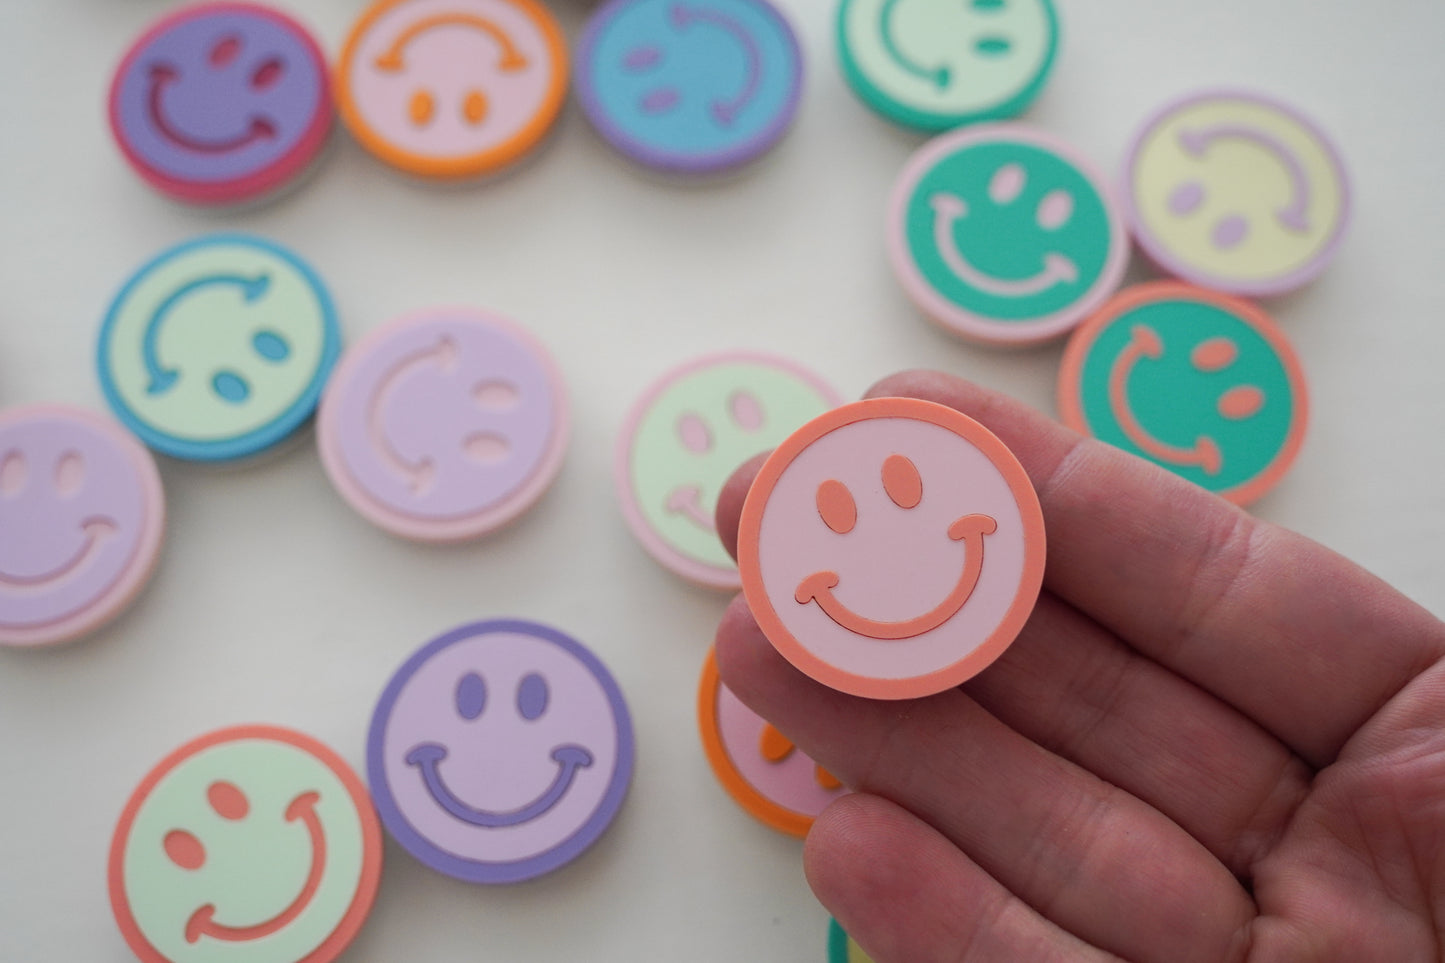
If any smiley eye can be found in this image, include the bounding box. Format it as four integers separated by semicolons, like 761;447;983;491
1212;214;1249;250
972;0;1006;9
1036;189;1074;230
474;380;519;410
252;330;290;363
250;57;283;91
164;830;206;871
463;89;489;125
1218;385;1265;420
729;391;763;431
974;35;1012;55
410;89;435;126
207;781;249;820
457;671;487;720
464;432;510;464
623;45;663;71
209;36;241;68
54;451;84;497
816;479;856;534
1168;181;1206;217
882;454;923;509
758;722;794;763
1191;337;1238;372
1;450;26;497
212;370;251;404
517;673;549;721
989;162;1025;205
640;87;681;114
815;765;842;790
677;413;712;454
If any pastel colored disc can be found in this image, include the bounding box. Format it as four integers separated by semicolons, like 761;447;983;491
367;620;635;884
697;646;847;837
836;0;1058;131
337;0;569;179
108;725;383;963
97;234;341;463
886;124;1128;345
316;308;569;542
1058;281;1309;506
0;405;165;647
738;397;1045;700
576;0;804;175
1123;90;1351;296
615;352;840;589
108;2;332;206
828;918;875;963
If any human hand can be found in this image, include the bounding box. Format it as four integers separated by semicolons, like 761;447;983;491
712;370;1445;962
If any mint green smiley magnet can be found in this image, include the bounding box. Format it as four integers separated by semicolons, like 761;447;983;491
837;0;1058;131
887;124;1128;345
98;234;340;462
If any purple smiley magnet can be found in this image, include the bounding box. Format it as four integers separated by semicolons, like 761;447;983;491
367;620;634;884
0;405;165;647
108;2;333;206
317;308;569;542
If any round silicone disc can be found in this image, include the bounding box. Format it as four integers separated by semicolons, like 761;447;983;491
108;2;332;206
108;725;383;963
738;397;1045;700
367;619;635;884
97;234;341;463
615;352;840;589
829;918;875;963
0;405;165;647
697;646;847;836
836;0;1058;131
316;308;569;542
576;0;804;175
1123;90;1350;297
1058;281;1308;506
337;0;569;179
886;123;1128;345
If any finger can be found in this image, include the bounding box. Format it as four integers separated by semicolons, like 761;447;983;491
863;370;1445;767
715;597;1256;963
715;452;766;563
964;593;1312;877
806;794;1122;963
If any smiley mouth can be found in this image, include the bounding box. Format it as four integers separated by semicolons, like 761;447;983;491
0;517;116;590
794;513;996;640
184;791;327;945
407;742;593;827
147;64;276;154
664;484;715;533
1108;324;1223;475
929;192;1079;297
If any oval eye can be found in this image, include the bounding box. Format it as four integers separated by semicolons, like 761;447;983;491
1;450;26;497
1218;385;1265;420
622;45;663;70
463;89;489;125
816;479;856;534
55;451;84;496
676;413;712;454
207;781;249;820
517;673;549;721
729;391;763;431
409;89;435;126
252;330;290;362
882;454;923;509
209;35;241;68
464;432;510;464
474;380;519;409
1212;214;1249;250
250;57;283;90
758;723;794;763
1036;189;1074;230
1191;337;1238;372
989;162;1025;205
456;672;487;720
164;830;206;871
1168;181;1205;216
211;371;250;404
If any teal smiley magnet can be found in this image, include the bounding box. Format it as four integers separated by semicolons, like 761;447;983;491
1058;281;1308;506
886;124;1128;345
98;234;341;462
837;0;1058;131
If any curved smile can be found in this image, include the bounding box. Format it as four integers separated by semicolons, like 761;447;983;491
1108;324;1223;475
407;742;593;827
147;64;276;154
664;484;715;533
794;513;996;640
0;518;115;589
929;192;1079;297
184;792;327;945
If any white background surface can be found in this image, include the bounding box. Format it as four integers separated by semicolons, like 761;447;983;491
1;1;1442;960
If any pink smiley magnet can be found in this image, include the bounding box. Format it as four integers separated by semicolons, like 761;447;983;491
738;398;1045;700
0;405;165;647
316;307;569;542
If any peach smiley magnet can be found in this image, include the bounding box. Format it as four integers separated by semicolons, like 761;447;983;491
737;398;1044;700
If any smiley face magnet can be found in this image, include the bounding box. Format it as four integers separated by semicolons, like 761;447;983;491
337;0;569;179
108;725;383;963
1058;282;1308;505
0;405;165;648
367;620;634;884
887;124;1128;345
836;0;1058;131
317;308;568;542
738;398;1045;700
1123;90;1350;297
97;234;341;463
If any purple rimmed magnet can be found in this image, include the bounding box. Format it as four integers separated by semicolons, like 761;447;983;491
575;0;803;175
367;620;635;884
316;307;569;543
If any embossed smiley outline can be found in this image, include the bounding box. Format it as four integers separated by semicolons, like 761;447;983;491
0;446;119;592
620;2;763;125
144;32;285;155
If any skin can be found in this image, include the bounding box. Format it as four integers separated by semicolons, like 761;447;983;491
713;370;1445;963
